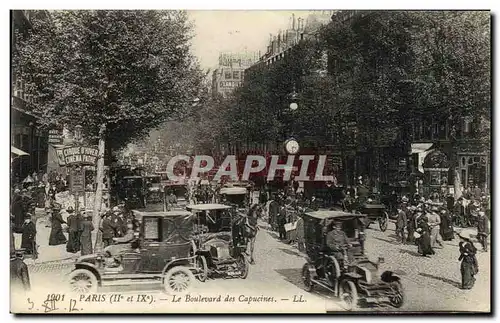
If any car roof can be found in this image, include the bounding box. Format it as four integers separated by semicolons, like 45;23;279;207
187;204;232;211
220;187;247;195
123;176;143;179
304;209;366;220
133;210;192;217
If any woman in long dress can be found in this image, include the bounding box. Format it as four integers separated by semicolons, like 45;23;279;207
439;209;454;241
79;215;94;255
48;206;67;246
458;236;478;289
417;217;434;256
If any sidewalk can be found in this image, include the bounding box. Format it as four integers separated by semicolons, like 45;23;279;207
13;208;80;264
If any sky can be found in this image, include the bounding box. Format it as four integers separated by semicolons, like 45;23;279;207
187;10;312;70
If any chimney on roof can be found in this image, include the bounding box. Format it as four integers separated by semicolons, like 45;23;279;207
292;13;296;30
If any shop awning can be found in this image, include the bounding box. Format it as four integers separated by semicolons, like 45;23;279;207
411;143;433;154
11;146;29;156
411;143;434;174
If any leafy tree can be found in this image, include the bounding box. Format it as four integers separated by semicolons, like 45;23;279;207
14;10;204;246
14;10;204;155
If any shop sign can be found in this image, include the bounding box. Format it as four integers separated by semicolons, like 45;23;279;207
56;146;99;166
48;128;63;144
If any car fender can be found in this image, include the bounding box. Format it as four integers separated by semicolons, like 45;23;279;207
355;265;373;284
381;270;400;283
327;255;341;278
74;263;102;284
162;258;191;276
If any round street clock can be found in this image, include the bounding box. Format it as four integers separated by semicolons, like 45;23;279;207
285;138;300;154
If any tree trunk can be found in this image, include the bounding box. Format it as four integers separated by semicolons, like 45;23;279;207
93;123;106;252
454;167;462;201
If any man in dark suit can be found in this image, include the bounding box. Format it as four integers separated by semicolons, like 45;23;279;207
11;251;31;292
21;214;37;255
477;211;489;252
100;212;116;248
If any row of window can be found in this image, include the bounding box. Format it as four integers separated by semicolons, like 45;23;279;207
13;76;36;104
219;81;241;88
412;117;480;141
223;71;243;80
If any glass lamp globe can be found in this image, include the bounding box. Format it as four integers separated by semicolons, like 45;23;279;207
289;102;298;111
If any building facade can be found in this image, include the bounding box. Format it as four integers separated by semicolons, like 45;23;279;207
211;52;259;97
11;10;51;183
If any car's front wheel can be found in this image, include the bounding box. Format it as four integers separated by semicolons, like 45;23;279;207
163;266;195;295
302;263;314;292
340;280;359;311
237;254;249;279
68;269;98;294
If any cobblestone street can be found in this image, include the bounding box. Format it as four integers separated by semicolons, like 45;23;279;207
22;215;490;312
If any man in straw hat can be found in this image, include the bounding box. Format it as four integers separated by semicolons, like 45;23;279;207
427;203;443;249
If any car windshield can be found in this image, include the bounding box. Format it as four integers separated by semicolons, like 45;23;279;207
197;209;232;233
169;186;187;197
146;177;161;184
123;178;143;188
225;194;246;206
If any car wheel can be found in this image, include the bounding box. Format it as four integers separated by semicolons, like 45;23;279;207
68;269;98;294
196;255;208;282
237;254;249;279
302;263;314;292
340;280;359;311
163;266;195;295
388;281;405;308
379;212;389;232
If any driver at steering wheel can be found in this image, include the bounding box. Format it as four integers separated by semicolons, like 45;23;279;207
104;221;137;268
325;221;351;262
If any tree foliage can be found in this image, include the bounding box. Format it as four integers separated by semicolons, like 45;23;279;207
14;10;204;152
211;11;490;156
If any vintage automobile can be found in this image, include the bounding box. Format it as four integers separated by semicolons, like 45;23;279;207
144;175;163;204
301;210;405;310
220;187;249;209
380;182;413;219
164;182;190;207
187;203;249;280
347;195;389;232
120;176;147;209
67;210;203;295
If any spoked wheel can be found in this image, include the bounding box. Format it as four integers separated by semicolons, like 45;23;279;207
388;281;405;308
195;255;208;282
237;255;249;279
301;263;314;292
340;280;359;311
163;266;195;295
379;211;389;232
68;269;98;294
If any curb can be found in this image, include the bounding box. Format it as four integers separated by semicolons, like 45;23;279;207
26;256;77;267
